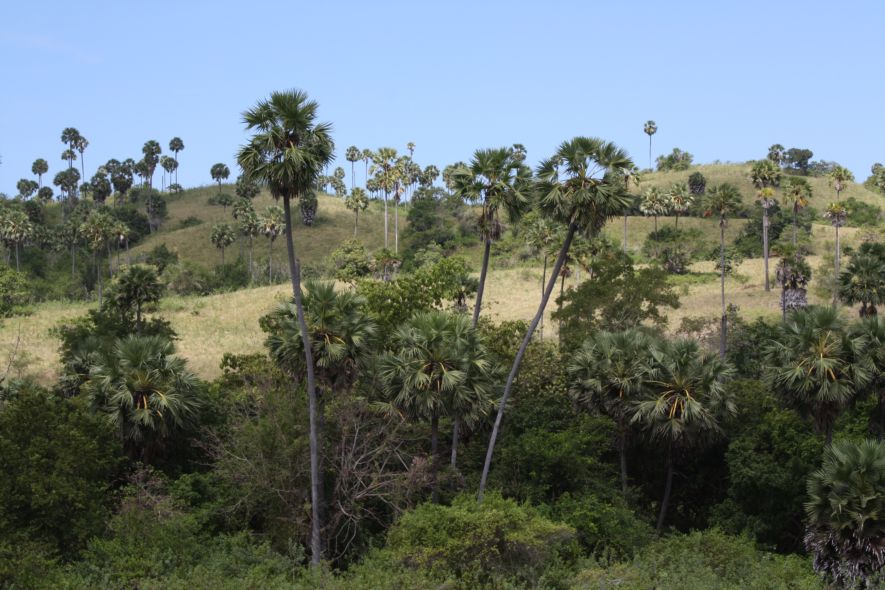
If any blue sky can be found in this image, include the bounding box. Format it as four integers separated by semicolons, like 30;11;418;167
1;1;883;194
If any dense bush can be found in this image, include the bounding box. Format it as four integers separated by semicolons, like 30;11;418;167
0;265;33;315
642;226;709;272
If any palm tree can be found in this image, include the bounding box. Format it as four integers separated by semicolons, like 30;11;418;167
782;177;811;247
620;166;641;252
840;250;885;318
238;210;261;281
703;183;742;357
168;137;184;184
108;264;163;334
380;311;496;500
0;209;33;272
569;329;656;498
361;148;372;186
643;120;657;169
60;127;81;171
345;145;361;189
210;222;236;265
83;335;199;462
453;147;531;327
406;141;416;158
210;162;230;189
345;187;369;237
776;244;812;320
524;214;558;339
141;140;162;190
420;165;440;188
160;156;176;191
633;338;735;533
749;160;784;290
804;439;885;588
767;144;785;166
478;136;634;501
370;148;397;250
667;182;692;229
261;205;284;283
31;158;48;188
81;210;117;305
852;317;885;436
827;165;854;201
766;307;871;443
824;202;848;303
237;89;334;565
640;186;668;234
74;135;89;179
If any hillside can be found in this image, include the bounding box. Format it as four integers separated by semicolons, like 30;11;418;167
0;163;879;383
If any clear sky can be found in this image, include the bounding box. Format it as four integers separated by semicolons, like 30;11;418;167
1;0;883;194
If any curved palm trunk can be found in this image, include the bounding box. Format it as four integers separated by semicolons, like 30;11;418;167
431;412;440;504
656;442;674;534
473;239;492;326
762;208;770;291
282;195;323;565
719;222;727;359
478;222;577;501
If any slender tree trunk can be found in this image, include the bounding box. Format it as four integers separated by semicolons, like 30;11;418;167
431;412;440;504
248;236;254;282
473;239;492;326
95;251;102;306
539;255;548;339
450;418;459;468
558;270;566;340
14;243;19;272
478;222;577;501
763;208;770;291
220;246;225;266
282;195;323;566
648;135;652;170
394;200;399;254
353;210;359;238
719;222;727;359
383;193;389;249
71;246;76;277
834;225;841;305
656;443;674;534
622;214;628;253
350;162;355;190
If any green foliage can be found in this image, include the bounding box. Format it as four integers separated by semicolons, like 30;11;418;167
574;529;821;589
0;387;122;567
0;265;32;315
386;492;577;586
144;243;179;273
689;171;707;195
403;187;472;261
642;226;709;273
805;440;885;589
556;251;679;347
655;147;694;171
329;239;375;282
843;196;882;227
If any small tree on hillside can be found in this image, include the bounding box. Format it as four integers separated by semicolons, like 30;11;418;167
210;222;236;265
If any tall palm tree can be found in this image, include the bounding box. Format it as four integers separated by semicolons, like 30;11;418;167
108;264;163;334
237;89;334;565
31;158;48;188
210;163;230;189
60;127;81;171
750;158;782;291
74;135;89;179
0;209;33;272
766;306;871;443
827;165;854;201
380;311;496;500
804;439;885;589
782;177;811;247
524;214;558;339
406;141;416;158
569;329;656;497
345;187;369;237
824;202;848;303
210;222;236;264
640;186;668;234
81;210;115;305
345;145;361;190
643;120;657;170
478;136;633;501
370;147;397;250
852;317;885;436
839;250;885;318
238;210;261;281
633;338;735;532
141;140;162;190
260;205;284;283
453;147;531;327
168;137;184;184
703;183;742;357
83;335;200;462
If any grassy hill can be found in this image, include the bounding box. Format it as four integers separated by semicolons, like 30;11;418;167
0;163;880;383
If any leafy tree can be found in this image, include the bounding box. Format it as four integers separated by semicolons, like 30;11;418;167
479;136;633;501
345;187;369;237
330;239;374;282
234;174;259;199
824;201;848;301
16;178;38;200
688;171;706;195
523;212;558;337
61;127;81;171
209;222;236;265
74;134;89;178
569;329;656;497
168;137;184;184
36;186;53;204
766;306;871;442
83;335;200;462
259;205;284;282
53;167;81;212
640;186;669;234
784;147;813;175
767;143;786;166
145;192;167;232
633;338;735;532
214;192;234;213
420;164;440;187
805;440;885;589
210;162;230;189
31;158;48;187
619;165;641;251
299;189;318;226
160;156;176;191
89;171;112;204
106;264;163;333
643;120;657;169
141;140;162;190
237;89;334;564
452;146;531;326
81;210;116;304
0;209;33;272
236;210;261;280
380;311;497;499
369;147;398;250
656;147;693;171
703;183;742;357
667;182;692;229
781;176;812;247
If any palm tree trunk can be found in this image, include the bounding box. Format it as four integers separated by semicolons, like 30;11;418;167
383;193;389;249
450;418;459;468
353;211;359;238
656;442;674;534
648;135;652;170
268;239;273;283
95;251;102;306
478;222;577;501
282;195;323;565
125;239;130;266
473;239;492;326
14;243;19;272
431;412;440;504
675;214;679;230
394;200;399;254
220;246;225;266
834;226;841;304
719;222;727;358
539;255;548;339
248;236;254;282
622;214;628;253
763;208;770;291
558;270;566;340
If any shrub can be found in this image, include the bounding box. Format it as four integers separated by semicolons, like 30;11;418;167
178;215;203;229
642;226;708;273
163;261;215;296
0;265;32;315
386;493;577;586
144;243;179;273
330;240;374;283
